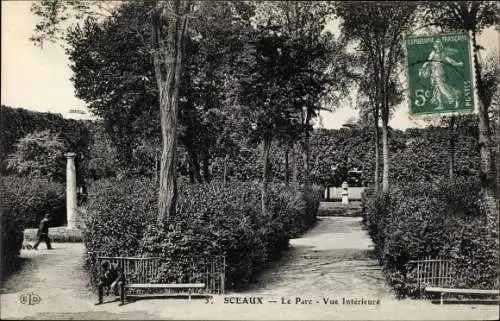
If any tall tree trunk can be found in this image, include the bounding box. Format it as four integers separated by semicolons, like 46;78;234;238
261;137;271;216
153;0;188;224
158;95;179;224
303;106;312;192
291;142;298;191
303;131;311;191
472;30;498;235
497;97;500;206
223;154;229;187
374;126;380;192
373;106;380;193
448;115;456;181
284;143;290;186
380;56;391;194
154;149;159;182
496;99;500;235
381;114;389;194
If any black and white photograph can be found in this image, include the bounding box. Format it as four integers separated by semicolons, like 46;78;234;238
1;1;499;320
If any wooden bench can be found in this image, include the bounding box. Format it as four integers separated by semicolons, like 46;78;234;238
425;287;499;305
124;283;206;302
408;256;499;305
97;256;225;304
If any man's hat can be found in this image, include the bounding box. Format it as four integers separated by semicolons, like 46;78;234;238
101;260;110;269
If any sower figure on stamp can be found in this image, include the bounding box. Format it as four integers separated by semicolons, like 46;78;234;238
33;214;52;250
96;260;126;305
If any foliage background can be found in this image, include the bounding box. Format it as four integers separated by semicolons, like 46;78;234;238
1;106;90;183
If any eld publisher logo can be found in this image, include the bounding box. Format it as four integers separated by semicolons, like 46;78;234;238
19;292;41;305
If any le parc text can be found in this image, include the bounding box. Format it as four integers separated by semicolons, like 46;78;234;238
280;297;381;305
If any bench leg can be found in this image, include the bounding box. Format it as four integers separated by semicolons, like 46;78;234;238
440;292;444;306
121;285;126;306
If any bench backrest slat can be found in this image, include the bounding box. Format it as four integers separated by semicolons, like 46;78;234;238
97;255;225;294
408;255;496;292
408;256;453;289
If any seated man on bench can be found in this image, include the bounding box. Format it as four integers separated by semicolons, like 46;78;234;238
96;260;126;305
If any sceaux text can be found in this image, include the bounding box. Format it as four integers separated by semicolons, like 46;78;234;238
224;296;264;304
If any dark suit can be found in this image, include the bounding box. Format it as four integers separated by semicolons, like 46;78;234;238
33;217;52;249
97;263;126;304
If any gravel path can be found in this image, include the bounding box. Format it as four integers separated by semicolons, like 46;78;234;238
1;243;159;320
1;218;497;320
241;217;394;298
1;244;90;297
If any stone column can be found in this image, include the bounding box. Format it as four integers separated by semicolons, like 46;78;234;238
65;152;77;229
342;181;349;205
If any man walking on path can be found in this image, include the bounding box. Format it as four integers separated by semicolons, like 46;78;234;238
33;214;52;250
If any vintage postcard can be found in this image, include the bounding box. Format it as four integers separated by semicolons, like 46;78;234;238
1;1;499;320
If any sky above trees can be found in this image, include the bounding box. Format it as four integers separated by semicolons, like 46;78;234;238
2;1;499;128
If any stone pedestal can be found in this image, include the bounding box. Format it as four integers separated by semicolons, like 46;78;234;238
341;181;349;205
65;153;77;229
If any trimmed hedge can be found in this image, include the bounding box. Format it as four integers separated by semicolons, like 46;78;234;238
83;178;320;290
1;176;66;228
24;227;83;243
362;178;498;298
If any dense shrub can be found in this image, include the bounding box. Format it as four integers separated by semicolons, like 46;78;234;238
362;178;497;298
1;176;66;228
1;183;24;279
83;177;157;285
140;181;319;290
446;218;498;289
289;185;322;238
83;178;319;290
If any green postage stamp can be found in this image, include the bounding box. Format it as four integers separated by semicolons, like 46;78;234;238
405;32;475;115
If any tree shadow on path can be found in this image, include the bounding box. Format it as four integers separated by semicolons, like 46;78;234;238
1;257;30;293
